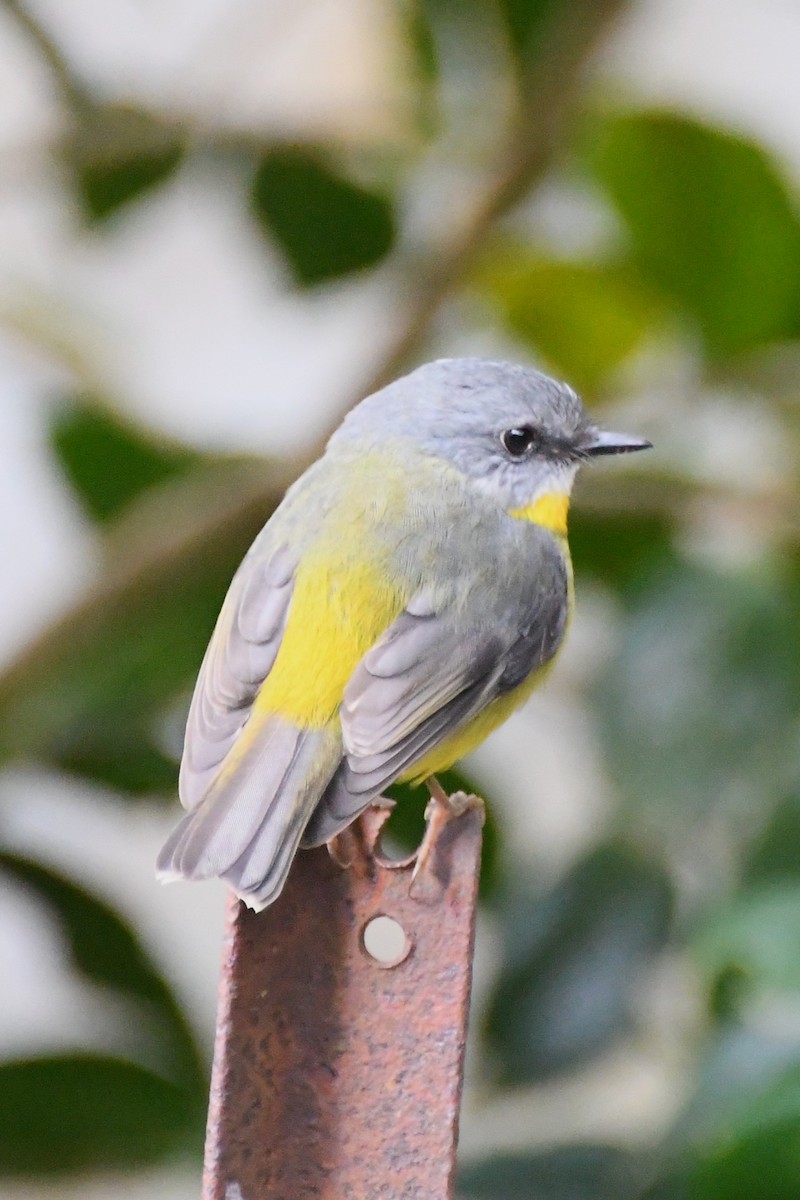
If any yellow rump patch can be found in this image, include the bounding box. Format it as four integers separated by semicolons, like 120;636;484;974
252;552;407;730
508;491;570;536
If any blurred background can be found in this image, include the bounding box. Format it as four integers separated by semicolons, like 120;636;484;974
2;0;800;1196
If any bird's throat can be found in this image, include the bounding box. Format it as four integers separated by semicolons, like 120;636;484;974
508;492;570;536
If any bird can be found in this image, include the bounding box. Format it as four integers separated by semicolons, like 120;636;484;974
157;358;650;909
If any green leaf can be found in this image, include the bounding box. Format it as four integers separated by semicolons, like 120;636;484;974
0;852;204;1090
485;842;673;1082
588;112;800;357
476;251;657;394
0;1055;199;1175
384;767;501;900
79;146;183;222
65;103;186;223
50;397;199;523
251;147;395;286
458;1144;640;1199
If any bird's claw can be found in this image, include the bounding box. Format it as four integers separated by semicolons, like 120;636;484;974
326;797;396;876
410;780;485;903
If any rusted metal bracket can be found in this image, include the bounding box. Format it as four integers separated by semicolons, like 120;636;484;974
202;792;484;1200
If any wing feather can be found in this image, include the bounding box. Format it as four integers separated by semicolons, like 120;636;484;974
158;716;342;909
178;543;295;809
304;533;569;845
341;609;493;756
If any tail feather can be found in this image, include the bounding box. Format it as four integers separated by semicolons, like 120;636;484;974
300;765;380;848
164;717;302;879
223;799;312;910
157;716;341;909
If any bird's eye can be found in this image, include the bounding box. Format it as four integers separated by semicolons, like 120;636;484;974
501;426;539;457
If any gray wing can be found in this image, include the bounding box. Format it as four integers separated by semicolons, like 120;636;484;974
160;537;346;910
302;539;569;845
178;541;295;809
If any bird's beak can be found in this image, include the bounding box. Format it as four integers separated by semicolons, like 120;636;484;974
581;427;652;457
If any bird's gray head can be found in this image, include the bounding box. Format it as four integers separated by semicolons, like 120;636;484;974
332;358;650;511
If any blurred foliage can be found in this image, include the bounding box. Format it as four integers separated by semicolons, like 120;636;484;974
66;103;187;223
0;1055;200;1174
485;843;673;1082
1;0;800;1195
568;509;674;596
597;560;800;838
0;852;204;1090
0;452;285;778
745;795;800;883
588;112;800;357
251;148;396;286
0;855;205;1173
477;251;659;394
50;397;200;523
497;0;572;70
662;1026;800;1200
458;1144;641;1199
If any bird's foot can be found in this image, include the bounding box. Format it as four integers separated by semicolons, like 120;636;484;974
326;797;396;875
410;777;484;901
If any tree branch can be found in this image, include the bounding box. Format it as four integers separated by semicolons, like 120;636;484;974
1;0;90;110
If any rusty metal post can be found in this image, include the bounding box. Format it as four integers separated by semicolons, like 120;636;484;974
202;795;483;1200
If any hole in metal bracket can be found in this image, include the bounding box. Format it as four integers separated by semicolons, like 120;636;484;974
362;914;411;968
